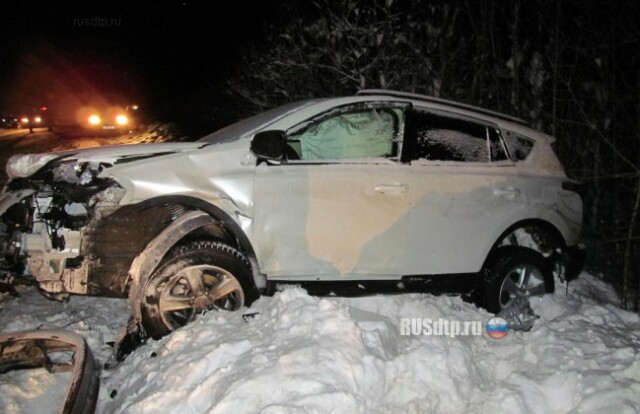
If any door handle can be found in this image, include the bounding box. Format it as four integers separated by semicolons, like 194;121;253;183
493;187;520;197
374;184;408;194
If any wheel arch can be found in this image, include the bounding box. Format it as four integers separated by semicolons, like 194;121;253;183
481;218;568;271
134;194;257;260
125;195;264;322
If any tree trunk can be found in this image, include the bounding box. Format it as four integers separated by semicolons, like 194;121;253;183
552;0;561;136
623;178;640;310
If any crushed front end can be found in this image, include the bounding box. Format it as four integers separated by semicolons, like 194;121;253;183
0;155;126;299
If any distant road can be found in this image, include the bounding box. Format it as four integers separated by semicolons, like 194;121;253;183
0;129;30;150
0;126;141;184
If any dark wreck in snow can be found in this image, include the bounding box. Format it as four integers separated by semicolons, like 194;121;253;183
0;330;100;414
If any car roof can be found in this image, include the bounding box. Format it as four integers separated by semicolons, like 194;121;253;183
217;91;553;145
349;89;553;144
356;89;530;127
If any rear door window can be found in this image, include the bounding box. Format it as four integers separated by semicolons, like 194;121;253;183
402;110;507;163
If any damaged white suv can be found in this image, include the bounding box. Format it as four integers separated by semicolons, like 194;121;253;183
0;90;584;339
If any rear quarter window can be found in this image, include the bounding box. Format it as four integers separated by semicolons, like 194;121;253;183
504;131;535;161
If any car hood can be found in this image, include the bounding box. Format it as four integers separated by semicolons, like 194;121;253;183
6;142;206;179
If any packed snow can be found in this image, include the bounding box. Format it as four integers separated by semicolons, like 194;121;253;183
1;273;639;413
0;368;71;413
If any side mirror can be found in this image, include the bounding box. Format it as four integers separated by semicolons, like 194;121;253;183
250;130;286;162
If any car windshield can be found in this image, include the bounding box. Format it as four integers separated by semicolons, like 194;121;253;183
197;100;320;143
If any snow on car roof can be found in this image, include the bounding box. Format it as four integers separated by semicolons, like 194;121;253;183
357;89;530;127
353;90;555;144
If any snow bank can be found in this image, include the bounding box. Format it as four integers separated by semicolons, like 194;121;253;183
103;274;640;414
119;123;189;145
1;273;639;413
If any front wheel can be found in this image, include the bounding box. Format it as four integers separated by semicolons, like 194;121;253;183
140;240;259;339
481;248;553;314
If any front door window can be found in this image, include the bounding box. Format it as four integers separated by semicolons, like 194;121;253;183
287;105;405;161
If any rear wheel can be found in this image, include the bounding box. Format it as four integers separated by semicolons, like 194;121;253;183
481;248;553;314
140;240;259;338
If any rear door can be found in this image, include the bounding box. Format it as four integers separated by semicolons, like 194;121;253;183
400;109;519;275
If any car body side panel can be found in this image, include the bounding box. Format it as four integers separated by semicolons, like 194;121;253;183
403;162;580;274
105;140;256;223
404;163;514;274
253;161;412;279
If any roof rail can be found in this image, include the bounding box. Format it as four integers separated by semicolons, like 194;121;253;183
356;89;530;127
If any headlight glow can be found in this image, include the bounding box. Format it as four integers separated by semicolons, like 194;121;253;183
34;116;42;123
115;114;128;125
20;117;29;123
88;115;101;125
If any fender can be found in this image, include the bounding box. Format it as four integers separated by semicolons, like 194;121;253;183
134;195;265;289
134;194;257;259
480;218;566;278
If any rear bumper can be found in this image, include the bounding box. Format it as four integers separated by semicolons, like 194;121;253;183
566;244;586;281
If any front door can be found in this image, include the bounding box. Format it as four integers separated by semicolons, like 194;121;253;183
253;102;414;280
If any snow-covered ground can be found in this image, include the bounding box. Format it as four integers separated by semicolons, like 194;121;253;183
1;273;639;413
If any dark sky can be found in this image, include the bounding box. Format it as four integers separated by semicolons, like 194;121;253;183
0;0;287;125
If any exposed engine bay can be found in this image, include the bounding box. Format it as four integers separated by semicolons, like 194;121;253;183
0;139;249;308
0;161;125;298
0;159;189;300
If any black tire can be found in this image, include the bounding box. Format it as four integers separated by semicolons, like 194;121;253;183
480;248;553;314
140;240;259;339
